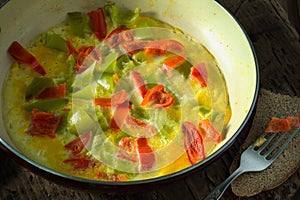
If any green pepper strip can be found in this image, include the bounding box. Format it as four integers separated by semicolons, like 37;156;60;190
25;77;55;100
43;33;68;52
24;98;69;112
67;12;92;38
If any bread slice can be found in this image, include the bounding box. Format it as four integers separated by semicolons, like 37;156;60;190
230;89;300;197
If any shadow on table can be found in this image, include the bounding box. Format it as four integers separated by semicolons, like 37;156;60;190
0;149;21;186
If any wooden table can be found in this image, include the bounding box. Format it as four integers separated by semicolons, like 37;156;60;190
1;0;300;199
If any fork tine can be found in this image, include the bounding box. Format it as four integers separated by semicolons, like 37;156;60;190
255;133;276;153
270;126;300;160
263;133;287;157
204;125;299;200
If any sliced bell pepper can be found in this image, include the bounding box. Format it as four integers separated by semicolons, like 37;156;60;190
27;109;62;138
36;83;66;100
116;136;138;163
115;54;136;76
105;5;141;27
161;55;186;76
144;40;184;56
265;117;291;133
175;60;193;79
97;72;115;91
140;84;174;109
64;131;93;156
42;33;68;52
105;25;134;48
63;156;96;170
130;105;151;121
72;65;97;91
94;106;109;131
98;52;119;74
67;41;102;73
118;137;137;153
67;12;92;38
66;40;78;57
67;107;98;135
137;137;155;172
191;62;208;87
94;90;128;107
25;77;55;100
24;98;69;112
198;119;222;143
130;70;147;98
8;41;46;76
87;8;107;41
124;115;155;137
163;55;186;69
110;101;131;130
132;51;148;63
121;40;149;55
68;12;84;37
182;121;205;165
76;46;102;73
287;116;300;129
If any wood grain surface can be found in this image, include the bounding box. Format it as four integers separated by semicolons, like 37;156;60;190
1;0;300;199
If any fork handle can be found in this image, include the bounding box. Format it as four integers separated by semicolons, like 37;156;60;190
204;167;245;200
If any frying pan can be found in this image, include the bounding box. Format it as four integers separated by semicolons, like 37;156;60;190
0;0;259;193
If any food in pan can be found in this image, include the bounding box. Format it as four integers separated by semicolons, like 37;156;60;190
2;5;231;181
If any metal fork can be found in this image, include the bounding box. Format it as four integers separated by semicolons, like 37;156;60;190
204;126;300;200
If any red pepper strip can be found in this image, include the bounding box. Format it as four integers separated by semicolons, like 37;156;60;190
121;40;150;55
105;25;134;48
63;157;96;170
67;41;102;73
36;83;66;100
182;121;205;165
198;119;222;143
8;41;46;76
27;109;62;138
161;55;186;76
116;137;138;163
125;115;155;137
76;46;102;73
163;55;186;69
94;90;128;107
66;40;78;57
144;40;184;55
140;84;174;109
287;116;300;129
96;172;128;181
137;138;155;172
265;117;292;133
87;8;107;41
118;137;137;153
191;62;208;87
77;46;102;61
130;70;147;98
110;101;131;130
64;131;93;156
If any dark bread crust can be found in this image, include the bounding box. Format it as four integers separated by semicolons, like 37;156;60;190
230;89;300;197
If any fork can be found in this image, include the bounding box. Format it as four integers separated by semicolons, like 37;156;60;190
204;125;300;200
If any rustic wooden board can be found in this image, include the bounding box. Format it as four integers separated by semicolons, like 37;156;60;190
1;0;300;199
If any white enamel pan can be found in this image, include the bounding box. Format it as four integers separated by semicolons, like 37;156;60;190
0;0;258;192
